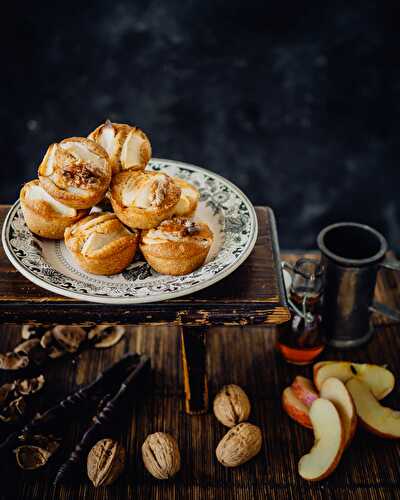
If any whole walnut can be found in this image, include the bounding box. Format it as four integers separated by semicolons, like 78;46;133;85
216;422;262;467
87;439;125;487
142;432;180;480
213;384;251;427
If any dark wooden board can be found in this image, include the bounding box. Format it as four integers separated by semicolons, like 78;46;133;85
0;205;289;326
0;266;399;499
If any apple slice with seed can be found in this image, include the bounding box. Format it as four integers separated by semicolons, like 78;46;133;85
291;376;319;408
298;398;345;481
282;387;312;429
313;361;394;400
346;378;400;439
320;377;357;448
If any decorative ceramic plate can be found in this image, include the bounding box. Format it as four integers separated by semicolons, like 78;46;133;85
2;159;258;304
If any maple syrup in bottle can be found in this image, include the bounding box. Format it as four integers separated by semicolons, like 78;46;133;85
277;258;325;365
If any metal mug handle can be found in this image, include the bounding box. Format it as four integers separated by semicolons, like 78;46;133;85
369;257;400;323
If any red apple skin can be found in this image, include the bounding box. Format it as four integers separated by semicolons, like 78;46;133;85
303;436;345;481
358;418;400;440
345;412;358;448
292;376;319;408
282;387;312;429
346;379;400;440
313;361;328;390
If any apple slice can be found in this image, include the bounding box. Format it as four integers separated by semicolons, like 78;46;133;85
298;398;345;481
346;378;400;439
282;387;312;429
292;376;319;408
320;377;357;448
313;361;394;400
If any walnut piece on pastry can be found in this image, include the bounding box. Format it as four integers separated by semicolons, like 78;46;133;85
64;212;139;275
140;217;213;276
110;170;181;229
173;178;200;217
20;180;88;239
88;120;151;174
38;137;112;210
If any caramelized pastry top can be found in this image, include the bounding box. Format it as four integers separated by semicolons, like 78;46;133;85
38;137;111;197
65;212;138;258
141;217;212;248
112;171;181;211
88;120;151;173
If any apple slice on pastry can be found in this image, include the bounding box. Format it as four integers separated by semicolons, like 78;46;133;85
38;137;112;209
20;180;87;239
110;170;181;229
65;212;138;275
173;178;200;217
88;120;151;174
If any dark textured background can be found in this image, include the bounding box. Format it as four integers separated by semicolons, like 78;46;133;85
1;1;399;250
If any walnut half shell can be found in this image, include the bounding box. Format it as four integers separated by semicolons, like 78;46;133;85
0;352;29;371
15;446;52;470
52;325;87;352
0;382;15;408
40;325;86;358
88;325;125;348
21;325;49;340
14;339;47;366
40;330;65;359
0;396;26;423
16;375;45;396
14;434;60;469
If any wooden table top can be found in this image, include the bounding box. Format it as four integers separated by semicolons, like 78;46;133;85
0;205;289;326
0;253;399;499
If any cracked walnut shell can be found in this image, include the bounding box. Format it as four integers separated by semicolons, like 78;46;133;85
0;396;26;423
0;352;29;370
88;325;126;348
21;325;49;340
16;375;45;396
14;338;47;366
14;435;60;470
52;325;87;353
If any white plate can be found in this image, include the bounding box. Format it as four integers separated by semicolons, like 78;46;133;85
2;159;258;304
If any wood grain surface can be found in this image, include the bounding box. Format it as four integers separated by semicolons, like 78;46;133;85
0;205;290;326
0;255;399;499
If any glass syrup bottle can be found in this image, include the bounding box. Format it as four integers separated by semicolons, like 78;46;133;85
277;258;324;365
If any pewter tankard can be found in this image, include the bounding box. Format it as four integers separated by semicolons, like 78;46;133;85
317;222;400;348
